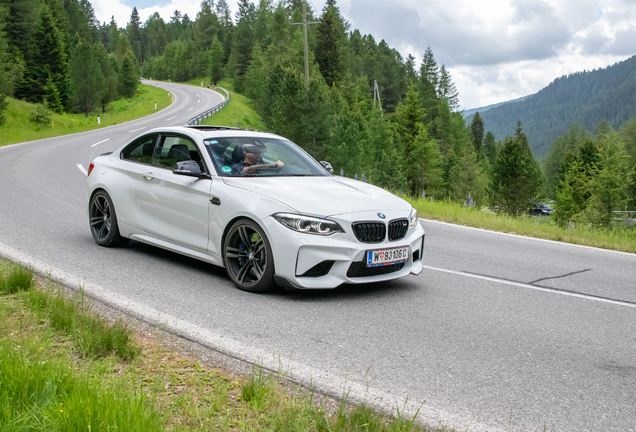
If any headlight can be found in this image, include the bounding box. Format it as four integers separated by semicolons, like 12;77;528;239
274;213;344;236
409;208;419;228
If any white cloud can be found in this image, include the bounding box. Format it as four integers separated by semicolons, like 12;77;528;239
92;0;636;110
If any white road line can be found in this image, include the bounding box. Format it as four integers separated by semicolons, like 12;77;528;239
196;94;199;97
419;218;636;257
90;139;110;147
166;116;177;121
423;265;636;310
197;100;200;104
129;127;146;133
187;107;193;111
76;164;87;176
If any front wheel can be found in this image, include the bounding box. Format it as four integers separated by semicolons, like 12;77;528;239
89;190;129;247
223;219;274;293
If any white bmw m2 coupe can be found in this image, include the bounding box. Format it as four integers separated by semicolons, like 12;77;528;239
86;126;425;292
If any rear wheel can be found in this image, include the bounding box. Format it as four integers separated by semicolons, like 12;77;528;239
223;219;274;293
89;190;129;247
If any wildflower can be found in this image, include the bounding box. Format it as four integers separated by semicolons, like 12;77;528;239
60;403;63;406
60;410;63;413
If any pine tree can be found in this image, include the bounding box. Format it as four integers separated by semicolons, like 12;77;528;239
488;123;543;216
127;7;142;65
315;0;346;87
108;16;119;53
554;161;589;227
470;111;484;154
437;64;459;111
448;151;488;206
364;108;406;190
17;4;69;109
119;52;138;98
70;40;103;116
231;0;255;92
208;35;225;82
483;131;497;164
418;45;438;123
43;75;63;113
97;46;118;112
405;54;417;84
583;131;632;228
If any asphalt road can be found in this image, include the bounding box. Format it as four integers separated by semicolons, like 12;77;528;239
1;81;635;432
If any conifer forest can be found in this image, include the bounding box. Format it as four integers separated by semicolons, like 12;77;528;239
0;0;634;226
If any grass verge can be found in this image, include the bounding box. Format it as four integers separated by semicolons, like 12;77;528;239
0;260;451;432
0;84;173;147
409;198;636;254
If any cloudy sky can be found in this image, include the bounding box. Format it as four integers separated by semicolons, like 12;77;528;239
92;0;636;110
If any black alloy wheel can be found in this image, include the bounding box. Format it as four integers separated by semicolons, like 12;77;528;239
89;190;129;247
223;219;274;293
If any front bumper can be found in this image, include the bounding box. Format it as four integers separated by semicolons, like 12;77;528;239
261;210;425;289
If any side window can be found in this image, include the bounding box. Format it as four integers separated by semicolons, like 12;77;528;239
120;134;158;165
153;135;205;171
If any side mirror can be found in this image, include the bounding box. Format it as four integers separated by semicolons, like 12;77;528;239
320;161;334;174
173;160;210;179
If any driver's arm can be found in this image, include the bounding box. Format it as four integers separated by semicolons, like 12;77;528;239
242;160;284;173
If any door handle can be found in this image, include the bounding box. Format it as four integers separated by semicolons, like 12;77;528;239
142;172;155;180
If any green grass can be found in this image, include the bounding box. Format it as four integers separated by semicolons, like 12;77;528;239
1;260;451;431
0;84;173;147
182;77;267;130
409;197;636;254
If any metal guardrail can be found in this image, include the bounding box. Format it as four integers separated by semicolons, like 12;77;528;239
186;87;230;125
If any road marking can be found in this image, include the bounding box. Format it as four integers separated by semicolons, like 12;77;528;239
419;218;636;258
76;164;87;176
196;94;199;97
423;265;636;310
166;116;177;121
90;139;109;147
197;100;200;104
129;127;146;133
187;107;193;111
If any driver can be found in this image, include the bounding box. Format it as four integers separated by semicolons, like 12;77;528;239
232;144;284;175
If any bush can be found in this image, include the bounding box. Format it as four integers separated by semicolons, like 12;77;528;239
30;104;52;125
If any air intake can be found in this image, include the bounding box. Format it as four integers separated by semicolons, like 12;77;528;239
388;219;408;241
351;222;386;243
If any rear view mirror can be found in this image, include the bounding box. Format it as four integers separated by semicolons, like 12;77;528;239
173;160;210;179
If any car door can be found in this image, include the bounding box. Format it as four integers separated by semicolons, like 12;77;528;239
134;134;212;251
114;133;160;228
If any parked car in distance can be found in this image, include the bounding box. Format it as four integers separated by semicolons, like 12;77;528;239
85;125;425;293
529;202;554;216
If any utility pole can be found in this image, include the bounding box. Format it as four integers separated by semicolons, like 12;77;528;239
290;0;319;91
373;79;383;116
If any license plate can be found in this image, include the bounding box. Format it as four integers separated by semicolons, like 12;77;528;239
366;246;409;267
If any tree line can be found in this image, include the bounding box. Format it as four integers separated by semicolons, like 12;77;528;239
0;0;139;123
543;118;636;228
2;0;632;224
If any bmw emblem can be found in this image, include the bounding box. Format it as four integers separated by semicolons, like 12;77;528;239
377;213;386;219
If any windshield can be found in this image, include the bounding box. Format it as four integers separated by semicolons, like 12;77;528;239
204;136;329;177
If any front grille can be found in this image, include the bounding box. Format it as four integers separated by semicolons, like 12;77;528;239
299;260;334;278
346;261;405;278
352;222;386;243
388;219;408;241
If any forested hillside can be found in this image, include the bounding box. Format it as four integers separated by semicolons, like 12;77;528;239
0;0;139;122
469;55;636;157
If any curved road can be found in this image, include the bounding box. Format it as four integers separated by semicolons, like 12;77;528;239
1;81;636;432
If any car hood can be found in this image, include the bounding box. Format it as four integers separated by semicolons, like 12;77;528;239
222;176;411;217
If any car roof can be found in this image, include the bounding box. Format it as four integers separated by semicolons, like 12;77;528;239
145;125;283;141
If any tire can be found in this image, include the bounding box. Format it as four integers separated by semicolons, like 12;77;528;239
223;218;274;293
89;190;129;247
